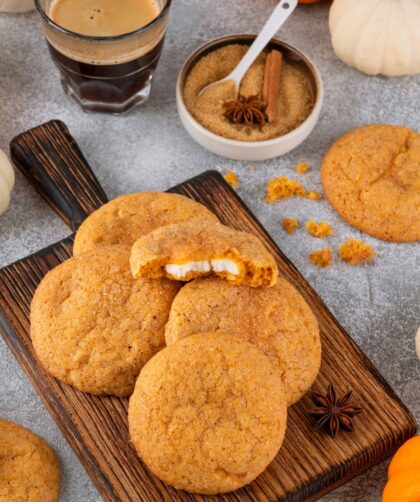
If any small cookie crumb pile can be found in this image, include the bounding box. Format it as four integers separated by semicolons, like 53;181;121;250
266;175;321;203
339;239;375;265
282;218;299;234
224;170;238;187
296;162;310;174
309;248;333;268
306;220;334;238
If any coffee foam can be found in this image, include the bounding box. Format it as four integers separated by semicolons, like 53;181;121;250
49;0;159;38
44;0;167;65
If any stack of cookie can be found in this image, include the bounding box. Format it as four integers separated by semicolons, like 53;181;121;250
30;192;321;495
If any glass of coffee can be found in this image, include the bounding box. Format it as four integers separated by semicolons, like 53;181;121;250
35;0;172;114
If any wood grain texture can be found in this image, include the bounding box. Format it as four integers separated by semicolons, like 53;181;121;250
10;120;108;230
0;122;417;502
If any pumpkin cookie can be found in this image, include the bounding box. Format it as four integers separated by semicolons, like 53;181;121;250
31;245;179;396
128;332;287;494
165;277;320;405
130;221;278;287
73;192;218;255
322;124;420;242
0;419;60;502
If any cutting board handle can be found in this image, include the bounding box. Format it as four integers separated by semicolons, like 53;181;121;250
10;120;108;231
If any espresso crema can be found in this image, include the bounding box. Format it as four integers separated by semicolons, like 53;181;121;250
49;0;159;37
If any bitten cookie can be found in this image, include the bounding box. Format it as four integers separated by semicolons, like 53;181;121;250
322;124;420;242
165;277;321;405
31;245;180;396
0;419;60;502
130;221;278;287
73;192;218;255
128;332;287;495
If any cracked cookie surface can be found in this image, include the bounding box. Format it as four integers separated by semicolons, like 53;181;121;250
73;192;219;255
0;419;60;502
128;332;287;494
165;277;320;405
322;124;420;242
31;245;180;396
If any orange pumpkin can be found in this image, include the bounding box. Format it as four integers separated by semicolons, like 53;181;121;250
382;436;420;502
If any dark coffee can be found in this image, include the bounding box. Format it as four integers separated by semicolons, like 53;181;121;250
36;0;171;113
47;38;165;113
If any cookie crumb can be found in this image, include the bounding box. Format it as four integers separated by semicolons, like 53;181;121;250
248;165;256;173
282;218;299;234
296;162;310;174
306;220;334;238
309;248;333;268
339;239;376;265
307;191;321;201
224;170;238;188
265;175;321;203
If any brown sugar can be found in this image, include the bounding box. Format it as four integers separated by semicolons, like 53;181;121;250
305;220;334;238
266;175;321;203
183;44;315;142
339;239;376;265
224;170;238;187
296;162;310;174
282;218;299;234
309;248;333;268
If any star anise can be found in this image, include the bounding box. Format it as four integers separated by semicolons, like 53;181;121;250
223;95;267;126
307;384;363;438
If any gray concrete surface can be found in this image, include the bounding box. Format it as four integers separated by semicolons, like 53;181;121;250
0;1;418;501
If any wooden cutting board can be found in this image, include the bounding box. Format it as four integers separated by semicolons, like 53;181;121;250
0;120;416;502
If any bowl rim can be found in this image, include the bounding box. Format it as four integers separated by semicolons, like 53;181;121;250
176;33;324;149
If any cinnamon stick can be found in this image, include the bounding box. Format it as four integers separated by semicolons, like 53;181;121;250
263;50;283;123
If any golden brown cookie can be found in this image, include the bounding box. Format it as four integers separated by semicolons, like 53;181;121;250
31;245;180;396
322;124;420;242
0;419;60;502
73;192;218;255
165;277;320;405
130;221;278;287
128;332;287;494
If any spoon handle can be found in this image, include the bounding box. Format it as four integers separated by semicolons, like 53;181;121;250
229;0;298;88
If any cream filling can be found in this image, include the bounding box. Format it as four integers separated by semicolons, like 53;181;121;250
164;259;239;278
210;259;240;275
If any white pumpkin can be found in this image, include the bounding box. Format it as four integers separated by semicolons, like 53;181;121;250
0;149;15;216
329;0;420;77
0;0;34;13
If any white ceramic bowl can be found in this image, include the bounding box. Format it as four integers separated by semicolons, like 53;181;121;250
176;34;324;161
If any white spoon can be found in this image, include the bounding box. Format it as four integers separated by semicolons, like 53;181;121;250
199;0;298;96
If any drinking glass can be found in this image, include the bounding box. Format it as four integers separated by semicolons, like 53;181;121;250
35;0;172;114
